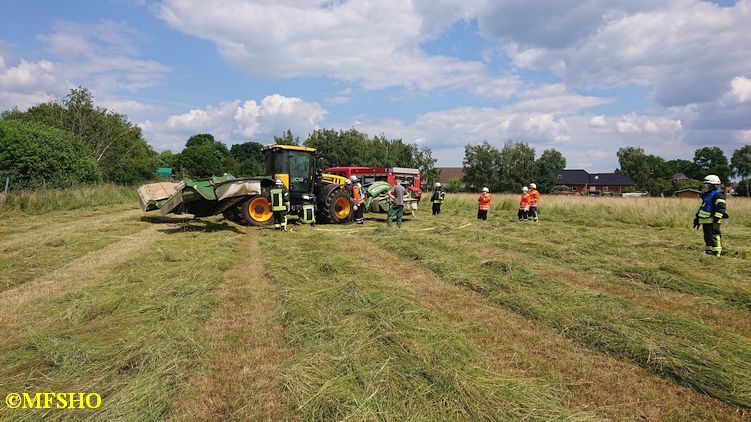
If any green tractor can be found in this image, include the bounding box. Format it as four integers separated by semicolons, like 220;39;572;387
137;144;353;225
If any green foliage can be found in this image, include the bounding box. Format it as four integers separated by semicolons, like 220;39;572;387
462;140;544;192
731;145;751;197
158;150;176;167
617;147;683;196
534;148;566;194
175;134;239;178
443;178;465;193
462;141;500;191
676;179;703;191
304;128;418;169
0;119;101;189
736;179;751;197
230;141;264;177
538;148;566;170
274;129;300;146
693;146;730;183
411;145;438;188
666;158;699;180
2;87;158;185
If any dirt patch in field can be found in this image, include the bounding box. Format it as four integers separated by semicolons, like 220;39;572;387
170;229;293;421
350;237;745;420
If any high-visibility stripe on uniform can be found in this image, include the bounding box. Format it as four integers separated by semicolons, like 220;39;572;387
301;204;316;224
270;188;286;211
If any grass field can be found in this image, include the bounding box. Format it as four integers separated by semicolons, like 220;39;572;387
0;189;749;420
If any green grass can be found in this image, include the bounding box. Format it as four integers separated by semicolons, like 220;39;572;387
358;196;751;409
0;220;242;421
261;228;581;420
0;184;135;215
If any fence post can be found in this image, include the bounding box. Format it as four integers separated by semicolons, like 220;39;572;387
2;177;8;204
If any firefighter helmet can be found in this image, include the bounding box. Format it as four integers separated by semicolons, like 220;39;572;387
703;175;721;185
522;186;529;192
482;187;489;193
529;183;536;189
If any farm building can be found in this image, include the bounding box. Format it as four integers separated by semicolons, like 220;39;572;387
674;188;701;198
554;169;636;194
671;172;689;185
436;167;464;183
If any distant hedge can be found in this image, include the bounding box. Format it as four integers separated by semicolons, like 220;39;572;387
0;119;102;189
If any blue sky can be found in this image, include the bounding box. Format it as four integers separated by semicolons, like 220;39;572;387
1;0;750;171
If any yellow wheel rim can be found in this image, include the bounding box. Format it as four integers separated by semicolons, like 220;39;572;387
249;197;272;222
334;197;351;219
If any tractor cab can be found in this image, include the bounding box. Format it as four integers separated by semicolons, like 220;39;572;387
262;144;318;203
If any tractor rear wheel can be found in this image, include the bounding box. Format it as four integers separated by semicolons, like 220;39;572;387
238;195;274;226
320;189;352;224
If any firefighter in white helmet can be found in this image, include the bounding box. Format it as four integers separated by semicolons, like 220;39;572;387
518;186;531;221
430;182;446;215
693;175;728;256
477;187;492;220
528;183;540;222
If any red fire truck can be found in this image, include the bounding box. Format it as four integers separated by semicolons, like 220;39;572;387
325;166;423;201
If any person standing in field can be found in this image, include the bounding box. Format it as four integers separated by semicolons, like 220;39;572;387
528;183;540;222
351;175;366;224
387;179;407;229
477;187;492;220
518;186;531;221
270;179;290;231
430;182;446;215
693;174;728;256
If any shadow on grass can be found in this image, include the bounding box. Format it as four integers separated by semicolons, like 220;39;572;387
140;215;195;224
157;220;245;234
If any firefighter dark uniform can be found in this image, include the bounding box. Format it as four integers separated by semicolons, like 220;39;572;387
270;182;290;231
431;186;446;215
694;186;727;256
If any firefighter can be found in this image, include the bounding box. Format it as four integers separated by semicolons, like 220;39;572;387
693;174;728;256
528;183;540;222
270;179;290;231
351;175;365;224
299;194;316;227
477;187;492;220
430;182;446;215
518;186;531;221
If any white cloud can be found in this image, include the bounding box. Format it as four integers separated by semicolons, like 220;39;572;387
492;1;751;108
0;57;69;109
730;76;751;104
157;0;491;91
0;20;170;113
141;94;327;151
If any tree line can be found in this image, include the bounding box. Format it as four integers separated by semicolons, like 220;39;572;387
616;145;751;196
1;87;749;196
1;88;157;189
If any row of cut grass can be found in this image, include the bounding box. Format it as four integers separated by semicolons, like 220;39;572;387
437;196;751;310
361;227;751;408
0;219;241;421
344;234;745;420
260;228;582;420
0;213;148;292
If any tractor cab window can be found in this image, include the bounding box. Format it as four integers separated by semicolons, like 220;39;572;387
289;151;313;192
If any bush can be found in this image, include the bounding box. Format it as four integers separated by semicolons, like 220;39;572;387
0;119;102;189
